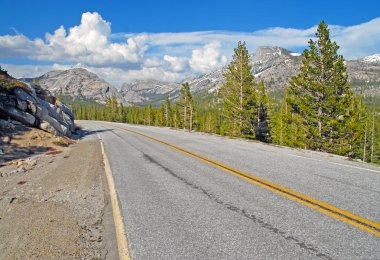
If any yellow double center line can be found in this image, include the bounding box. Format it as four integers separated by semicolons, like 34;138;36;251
109;124;380;237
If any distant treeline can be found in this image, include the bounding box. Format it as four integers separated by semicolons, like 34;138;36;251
70;21;380;164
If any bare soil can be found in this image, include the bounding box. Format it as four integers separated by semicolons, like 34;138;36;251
0;126;115;259
0;121;67;165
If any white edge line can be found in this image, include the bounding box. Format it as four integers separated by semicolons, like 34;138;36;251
286;153;380;173
98;134;130;260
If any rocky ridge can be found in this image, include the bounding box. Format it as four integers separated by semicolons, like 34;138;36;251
245;47;380;95
118;47;380;104
22;68;124;105
119;80;179;105
249;46;302;91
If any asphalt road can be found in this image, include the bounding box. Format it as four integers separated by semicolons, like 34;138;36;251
80;120;380;259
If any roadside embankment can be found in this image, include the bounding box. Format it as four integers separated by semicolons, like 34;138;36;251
0;132;115;259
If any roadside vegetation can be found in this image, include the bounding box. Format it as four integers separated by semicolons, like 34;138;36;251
70;21;380;165
52;137;74;147
0;66;32;94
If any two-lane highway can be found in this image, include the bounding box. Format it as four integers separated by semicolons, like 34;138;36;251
81;121;380;259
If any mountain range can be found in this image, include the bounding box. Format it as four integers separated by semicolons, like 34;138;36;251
21;46;380;106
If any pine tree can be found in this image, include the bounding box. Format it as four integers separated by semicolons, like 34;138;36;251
173;103;180;129
189;100;194;131
145;104;153;126
157;104;165;126
370;110;375;162
270;97;288;145
256;81;270;142
368;108;379;164
219;41;256;137
286;21;354;154
271;90;308;148
164;96;171;127
180;83;189;129
341;96;365;158
106;94;119;121
179;82;194;131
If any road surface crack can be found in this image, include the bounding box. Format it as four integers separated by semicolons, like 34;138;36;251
143;153;332;260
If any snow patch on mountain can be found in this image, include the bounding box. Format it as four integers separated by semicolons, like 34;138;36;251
362;53;380;63
208;87;217;93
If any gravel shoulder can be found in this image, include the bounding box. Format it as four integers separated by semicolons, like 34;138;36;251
0;132;117;259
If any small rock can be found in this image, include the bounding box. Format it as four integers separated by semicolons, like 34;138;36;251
10;120;22;126
2;106;35;126
16;100;28;111
14;88;36;103
18;166;27;172
27;100;37;114
0;120;14;131
27;158;37;167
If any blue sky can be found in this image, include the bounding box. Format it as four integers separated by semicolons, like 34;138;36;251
2;0;379;35
1;0;380;86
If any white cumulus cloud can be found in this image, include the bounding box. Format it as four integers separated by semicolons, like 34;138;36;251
189;42;227;73
1;12;148;67
163;55;189;72
331;18;380;58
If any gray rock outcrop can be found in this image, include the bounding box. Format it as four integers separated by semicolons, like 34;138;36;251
0;82;75;137
21;68;124;105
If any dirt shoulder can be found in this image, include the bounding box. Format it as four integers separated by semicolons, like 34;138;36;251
0;131;117;259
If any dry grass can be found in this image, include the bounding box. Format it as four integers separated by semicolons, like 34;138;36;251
52;137;70;147
52;137;76;147
0;74;32;94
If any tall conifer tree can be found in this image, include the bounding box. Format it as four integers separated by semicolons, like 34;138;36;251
286;21;354;154
180;82;194;130
256;81;270;141
164;96;171;127
219;41;256;137
145;104;153;125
